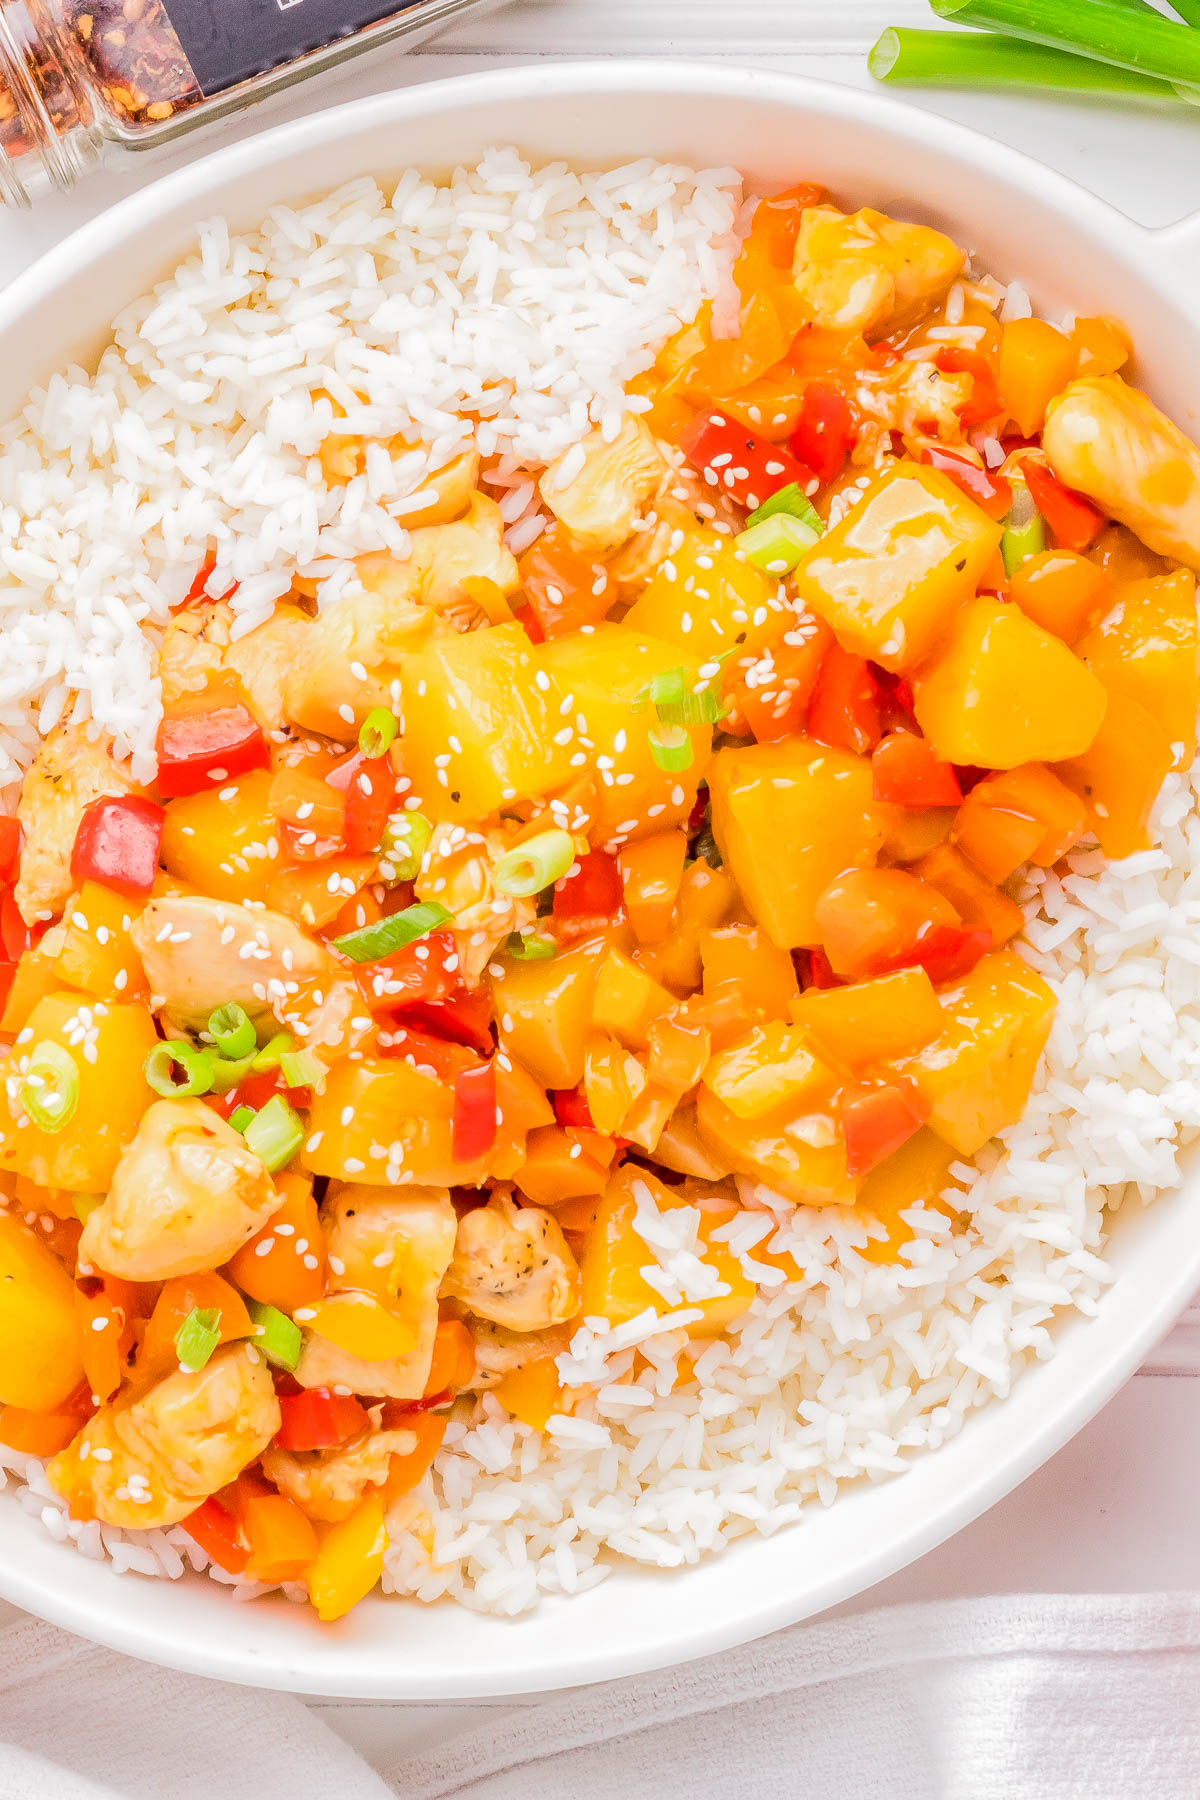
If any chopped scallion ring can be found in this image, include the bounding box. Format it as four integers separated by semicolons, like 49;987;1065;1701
745;480;823;536
735;513;821;575
244;1094;305;1172
633;667;726;727
20;1041;81;1133
207;1002;256;1061
649;723;695;772
1000;483;1046;575
358;707;398;760
246;1298;303;1372
279;1048;327;1095
379;810;432;884
174;1307;222;1372
144;1040;216;1100
331;900;453;964
494;828;576;898
229;1104;257;1134
251;1031;294;1072
505;931;557;961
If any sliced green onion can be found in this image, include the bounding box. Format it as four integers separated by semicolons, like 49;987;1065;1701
251;1031;294;1072
331;900;452;964
207;1003;256;1061
1000;482;1046;575
634;667;726;727
244;1094;304;1172
72;1193;104;1224
745;480;823;536
144;1040;216;1100
929;0;1200;82
279;1048;327;1095
494;828;577;898
229;1104;257;1134
208;1051;257;1095
379;810;432;884
505;931;557;961
735;513;821;575
246;1298;303;1372
20;1042;81;1133
869;26;1183;98
358;707;398;760
649;723;695;772
174;1307;222;1372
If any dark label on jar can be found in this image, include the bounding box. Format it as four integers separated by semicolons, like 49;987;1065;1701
160;0;427;97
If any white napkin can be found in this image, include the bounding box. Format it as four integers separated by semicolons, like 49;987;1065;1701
4;1593;1200;1800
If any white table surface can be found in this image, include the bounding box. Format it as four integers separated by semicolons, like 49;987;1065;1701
4;0;1200;1768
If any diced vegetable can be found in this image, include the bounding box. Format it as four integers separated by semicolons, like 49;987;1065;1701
383;1412;448;1501
814;867;973;984
699;924;800;1021
807;644;883;756
592;948;674;1049
182;1497;248;1576
305;1492;387;1622
678;406;815;513
998;318;1078;437
623;527;775;662
244;1493;319;1584
1024;458;1107;552
140;1272;252;1377
788;382;855;484
913;843;1025;949
70;796;165;899
790;966;945;1067
156;705;269;798
303;1056;492;1186
1009;548;1108;643
871;731;962;809
493;1355;564;1431
244;1095;304;1172
161;770;283;905
617;831;687;944
276;1387;369;1453
517;522;613;639
952;764;1087;884
0;1211;84;1410
452;1060;497;1162
792;462;1002;672
913;598;1107;768
708;737;887;949
840;1084;927;1178
694;1083;858;1206
735;513;820;575
1057;687;1175;860
1076;568;1200;767
226;1174;326;1312
307;1292;418;1361
922;445;1012;522
246;1298;302;1372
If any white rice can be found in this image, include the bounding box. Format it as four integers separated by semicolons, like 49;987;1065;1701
2;156;1198;1616
0;149;742;796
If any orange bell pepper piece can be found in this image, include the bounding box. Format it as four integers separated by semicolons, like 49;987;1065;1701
225;1173;325;1313
512;1123;615;1208
383;1411;447;1504
617;831;688;945
244;1492;320;1584
0;1382;94;1457
75;1272;144;1405
183;1496;249;1576
953;764;1087;885
423;1318;476;1398
913;844;1025;950
1009;549;1108;644
492;1355;564;1432
306;1492;388;1622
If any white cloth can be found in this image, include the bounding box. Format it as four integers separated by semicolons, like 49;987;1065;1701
3;1594;1200;1800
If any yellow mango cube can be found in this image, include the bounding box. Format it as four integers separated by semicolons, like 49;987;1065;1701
50;883;147;1001
401;621;573;820
914;598;1107;768
886;949;1056;1154
578;1164;756;1334
488;934;612;1092
1;992;157;1192
701;1022;839;1121
855;1128;963;1265
791;463;1001;672
537;625;712;844
623;527;776;662
302;1057;490;1187
592;948;674;1049
694;1084;858;1206
1076;568;1200;767
493;1355;565;1431
160;769;283;905
708;736;887;948
1;950;64;1035
583;1033;648;1136
0;1211;84;1410
789;967;945;1070
1057;687;1174;861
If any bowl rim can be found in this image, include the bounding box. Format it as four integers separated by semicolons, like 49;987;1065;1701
2;54;1199;1699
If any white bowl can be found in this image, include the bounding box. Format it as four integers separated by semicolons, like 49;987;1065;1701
2;59;1200;1699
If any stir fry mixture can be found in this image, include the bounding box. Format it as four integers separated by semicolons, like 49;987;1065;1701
1;185;1199;1622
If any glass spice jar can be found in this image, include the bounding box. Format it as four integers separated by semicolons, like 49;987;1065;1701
0;0;497;205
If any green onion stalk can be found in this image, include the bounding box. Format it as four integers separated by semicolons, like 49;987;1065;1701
870;27;1186;98
928;0;1200;90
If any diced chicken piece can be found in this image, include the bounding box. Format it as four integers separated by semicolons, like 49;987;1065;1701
415;824;536;987
159;602;309;735
283;581;433;739
441;1193;580;1332
462;1315;573;1390
540;418;668;552
14;726;139;925
79;1099;279;1282
792;206;965;341
1043;376;1200;571
130;894;335;1029
262;1426;418;1523
47;1343;279;1530
408;494;519;614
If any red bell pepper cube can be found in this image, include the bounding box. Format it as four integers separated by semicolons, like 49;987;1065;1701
679;407;816;514
517;525;613;639
452;1059;498;1163
552;1087;595;1130
789;382;855;485
871;733;963;809
181;1496;249;1575
807;644;883;756
333;752;397;857
70;795;165;898
394;987;494;1055
797;947;840;991
934;348;1003;427
156;705;269;798
921;445;1012;521
355;928;460;1012
275;1387;369;1453
894;921;992;988
0;819;20;887
841;1084;928;1178
553;850;623;931
380;1025;478;1083
1023;461;1108;552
